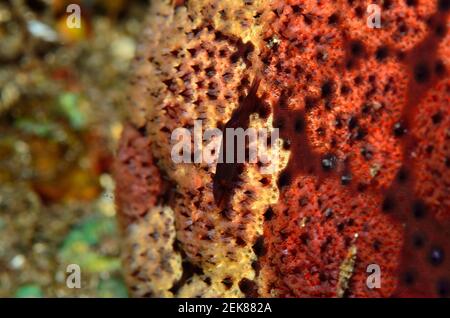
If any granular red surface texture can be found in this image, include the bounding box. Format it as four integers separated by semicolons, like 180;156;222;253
115;0;449;298
257;0;450;298
114;124;162;225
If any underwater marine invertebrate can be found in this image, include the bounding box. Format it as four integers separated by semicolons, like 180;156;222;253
115;0;449;297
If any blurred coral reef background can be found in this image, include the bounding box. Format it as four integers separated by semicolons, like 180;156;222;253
0;0;149;297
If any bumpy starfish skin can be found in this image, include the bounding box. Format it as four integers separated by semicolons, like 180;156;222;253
114;0;449;297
